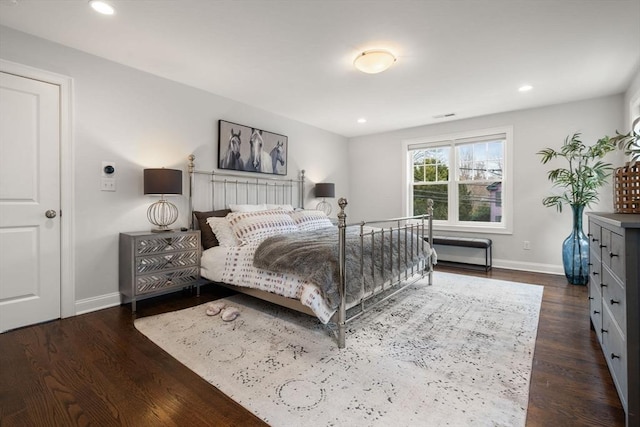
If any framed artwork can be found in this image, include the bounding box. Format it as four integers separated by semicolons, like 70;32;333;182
218;120;288;176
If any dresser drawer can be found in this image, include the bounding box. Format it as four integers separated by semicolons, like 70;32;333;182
135;233;199;255
605;231;625;284
589;278;603;342
602;265;626;337
589;249;602;283
602;306;628;408
588;222;602;252
135;266;200;295
136;250;199;274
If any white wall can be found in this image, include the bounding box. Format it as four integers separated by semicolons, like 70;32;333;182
0;26;349;311
348;95;625;274
625;66;640;130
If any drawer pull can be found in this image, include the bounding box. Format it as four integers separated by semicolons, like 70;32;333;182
601;328;608;334
608;252;618;258
592;271;599;276
592;238;599;242
600;283;607;288
593;310;600;315
610;299;620;305
599;244;607;249
610;353;620;360
587;233;592;237
588;296;594;300
588;262;593;266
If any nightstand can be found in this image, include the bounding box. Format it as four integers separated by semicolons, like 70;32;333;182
119;230;201;312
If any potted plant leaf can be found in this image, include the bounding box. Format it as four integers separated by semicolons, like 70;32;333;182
607;117;640;213
538;133;617;285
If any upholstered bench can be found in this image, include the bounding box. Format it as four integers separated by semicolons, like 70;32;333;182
425;236;492;271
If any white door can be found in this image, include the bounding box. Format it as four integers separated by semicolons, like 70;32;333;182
0;71;61;332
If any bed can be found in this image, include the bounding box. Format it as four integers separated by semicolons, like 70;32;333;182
188;155;435;348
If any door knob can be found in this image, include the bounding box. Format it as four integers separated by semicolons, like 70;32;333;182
45;210;57;218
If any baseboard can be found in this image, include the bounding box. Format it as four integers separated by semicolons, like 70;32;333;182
492;259;564;275
75;292;121;316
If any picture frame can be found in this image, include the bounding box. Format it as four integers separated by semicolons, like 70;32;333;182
218;120;288;176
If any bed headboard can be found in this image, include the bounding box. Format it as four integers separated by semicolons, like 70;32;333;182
187;154;306;228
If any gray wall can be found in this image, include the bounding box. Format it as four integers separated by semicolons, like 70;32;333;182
0;26;349;312
348;95;627;274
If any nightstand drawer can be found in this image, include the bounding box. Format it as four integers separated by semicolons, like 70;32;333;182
135;266;200;295
137;250;199;274
135;233;199;255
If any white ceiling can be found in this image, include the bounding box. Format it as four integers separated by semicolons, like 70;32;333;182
1;0;638;138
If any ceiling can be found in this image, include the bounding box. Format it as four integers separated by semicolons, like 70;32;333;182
1;0;638;138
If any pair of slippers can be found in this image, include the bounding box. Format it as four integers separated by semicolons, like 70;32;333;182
205;302;240;322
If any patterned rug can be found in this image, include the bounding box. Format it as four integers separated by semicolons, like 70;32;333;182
135;271;543;426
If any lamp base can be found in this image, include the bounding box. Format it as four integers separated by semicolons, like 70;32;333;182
316;200;332;216
147;199;179;232
150;228;175;233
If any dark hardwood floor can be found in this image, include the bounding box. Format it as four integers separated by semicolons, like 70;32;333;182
0;267;625;426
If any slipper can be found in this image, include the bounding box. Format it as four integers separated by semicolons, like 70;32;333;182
205;302;226;316
221;306;240;322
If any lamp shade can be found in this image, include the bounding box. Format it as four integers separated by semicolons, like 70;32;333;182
315;183;335;198
144;168;182;195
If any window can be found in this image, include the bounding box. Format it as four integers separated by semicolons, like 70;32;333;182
404;127;512;233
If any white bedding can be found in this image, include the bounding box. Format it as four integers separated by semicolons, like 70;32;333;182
200;241;336;323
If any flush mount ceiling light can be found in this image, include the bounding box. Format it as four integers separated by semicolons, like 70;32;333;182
89;0;115;15
357;118;367;124
518;84;533;92
353;49;396;74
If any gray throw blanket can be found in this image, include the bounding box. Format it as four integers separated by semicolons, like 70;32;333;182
253;227;427;310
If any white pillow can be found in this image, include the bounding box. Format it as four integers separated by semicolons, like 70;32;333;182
266;204;294;212
289;210;333;231
206;216;240;247
229;203;268;213
226;210;299;243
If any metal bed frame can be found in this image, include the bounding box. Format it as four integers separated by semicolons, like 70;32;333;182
188;155;434;348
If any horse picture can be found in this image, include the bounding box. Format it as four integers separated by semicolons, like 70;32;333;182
218;120;288;176
270;141;285;174
244;129;273;173
219;128;243;171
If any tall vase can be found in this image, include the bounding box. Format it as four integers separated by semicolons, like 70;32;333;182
562;204;589;285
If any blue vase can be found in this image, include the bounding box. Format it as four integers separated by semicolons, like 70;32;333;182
562;204;589;285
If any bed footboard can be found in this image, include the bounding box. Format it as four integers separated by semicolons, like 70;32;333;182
336;198;434;348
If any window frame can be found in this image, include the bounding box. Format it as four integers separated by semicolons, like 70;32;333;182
402;126;513;234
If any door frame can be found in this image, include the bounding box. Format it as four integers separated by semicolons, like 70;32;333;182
1;59;75;318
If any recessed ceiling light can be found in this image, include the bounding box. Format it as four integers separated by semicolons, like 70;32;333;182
357;118;367;124
518;85;533;92
90;0;115;15
353;50;396;74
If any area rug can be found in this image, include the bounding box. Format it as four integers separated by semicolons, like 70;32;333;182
135;271;544;426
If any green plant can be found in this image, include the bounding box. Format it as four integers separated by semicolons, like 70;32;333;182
538;133;617;212
604;128;640;163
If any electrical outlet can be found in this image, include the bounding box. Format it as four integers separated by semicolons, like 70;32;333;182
101;177;116;192
523;241;531;250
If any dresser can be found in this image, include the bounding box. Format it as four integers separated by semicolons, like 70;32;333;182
119;230;201;312
586;212;640;426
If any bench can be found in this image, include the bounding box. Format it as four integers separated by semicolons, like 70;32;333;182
425;236;492;271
